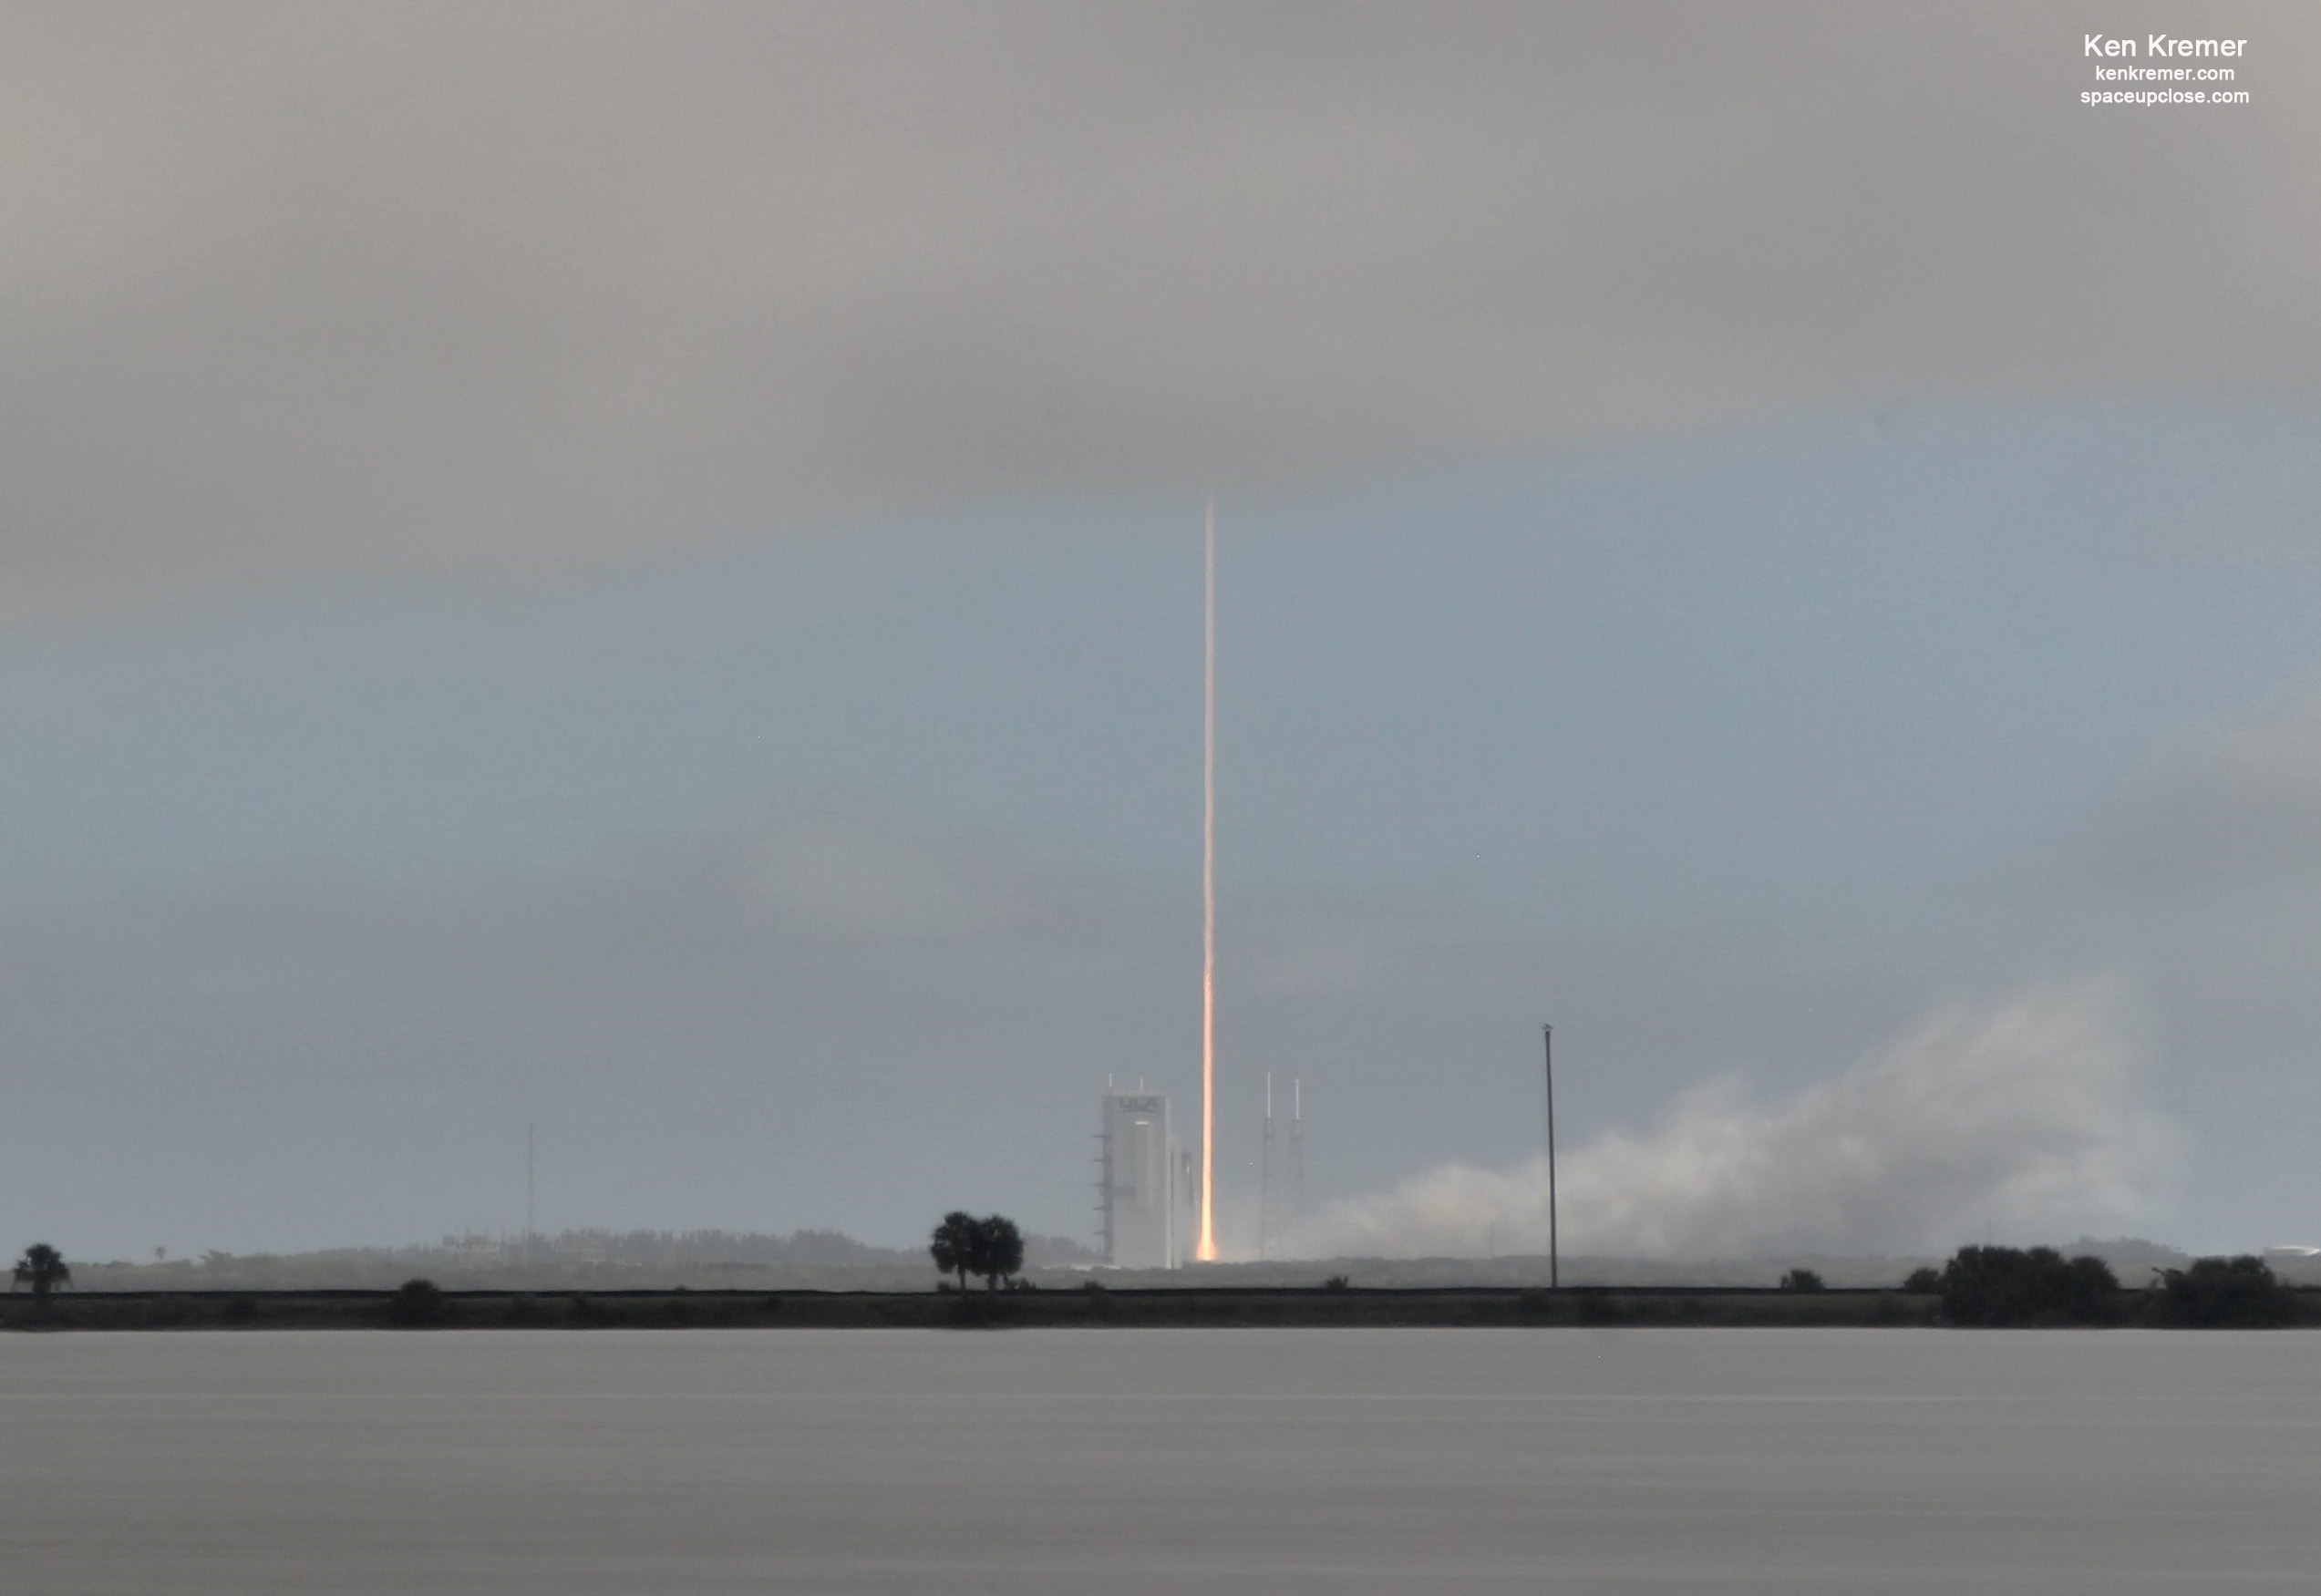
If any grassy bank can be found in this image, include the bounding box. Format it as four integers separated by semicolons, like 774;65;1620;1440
0;1285;1916;1331
12;1283;2316;1332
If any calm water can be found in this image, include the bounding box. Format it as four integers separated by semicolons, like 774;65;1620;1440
7;1327;2318;1592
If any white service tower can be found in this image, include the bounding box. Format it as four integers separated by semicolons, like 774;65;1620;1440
1100;1088;1181;1269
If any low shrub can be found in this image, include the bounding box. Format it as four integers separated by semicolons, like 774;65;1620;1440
948;1291;1012;1328
387;1278;445;1327
1865;1293;1919;1326
1574;1292;1627;1325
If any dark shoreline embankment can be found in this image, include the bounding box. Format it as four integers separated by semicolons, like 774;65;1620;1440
8;1284;2319;1332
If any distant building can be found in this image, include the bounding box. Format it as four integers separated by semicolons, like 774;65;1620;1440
1100;1088;1182;1269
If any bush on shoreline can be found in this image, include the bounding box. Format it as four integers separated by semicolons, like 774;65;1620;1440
1939;1246;2120;1327
2148;1255;2297;1328
387;1278;445;1327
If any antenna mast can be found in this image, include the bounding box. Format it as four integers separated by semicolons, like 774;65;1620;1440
1542;1025;1558;1290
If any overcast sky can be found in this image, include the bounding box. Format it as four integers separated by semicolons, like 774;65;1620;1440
3;3;2316;1259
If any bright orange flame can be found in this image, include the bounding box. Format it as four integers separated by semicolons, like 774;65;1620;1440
1197;497;1218;1262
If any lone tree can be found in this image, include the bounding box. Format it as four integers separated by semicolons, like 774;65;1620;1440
928;1212;1027;1292
13;1243;70;1302
975;1216;1025;1291
929;1211;981;1291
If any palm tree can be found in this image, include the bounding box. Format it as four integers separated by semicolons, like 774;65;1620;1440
929;1211;979;1290
13;1243;70;1302
977;1215;1024;1291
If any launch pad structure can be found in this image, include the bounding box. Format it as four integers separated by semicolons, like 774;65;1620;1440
1098;1084;1193;1269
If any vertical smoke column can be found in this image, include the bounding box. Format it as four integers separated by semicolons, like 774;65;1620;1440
1197;498;1219;1261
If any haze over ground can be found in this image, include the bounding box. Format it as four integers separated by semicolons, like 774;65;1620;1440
2;3;2316;1259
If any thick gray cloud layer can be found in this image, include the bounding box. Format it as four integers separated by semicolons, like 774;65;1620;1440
4;1;2315;610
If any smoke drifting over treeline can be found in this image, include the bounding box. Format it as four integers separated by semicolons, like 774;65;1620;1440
1282;984;2179;1261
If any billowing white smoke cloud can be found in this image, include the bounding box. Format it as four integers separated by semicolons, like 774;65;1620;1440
1282;983;2179;1260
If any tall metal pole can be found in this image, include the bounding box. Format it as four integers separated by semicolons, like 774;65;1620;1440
1542;1025;1558;1289
525;1121;536;1261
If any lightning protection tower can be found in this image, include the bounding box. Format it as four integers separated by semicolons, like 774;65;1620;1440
1259;1073;1277;1260
1287;1076;1306;1235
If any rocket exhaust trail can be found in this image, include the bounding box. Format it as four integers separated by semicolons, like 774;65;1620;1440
1197;498;1218;1262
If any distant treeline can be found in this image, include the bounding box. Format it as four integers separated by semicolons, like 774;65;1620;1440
58;1226;1099;1292
531;1228;1097;1268
526;1228;914;1266
1933;1245;2306;1329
